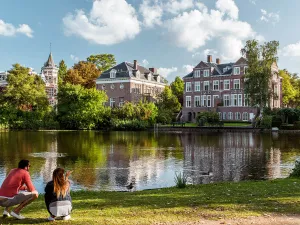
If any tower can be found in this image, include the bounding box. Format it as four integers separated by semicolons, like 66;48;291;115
41;52;59;106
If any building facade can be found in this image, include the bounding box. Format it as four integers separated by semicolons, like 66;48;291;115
96;60;167;107
182;55;282;122
41;53;59;106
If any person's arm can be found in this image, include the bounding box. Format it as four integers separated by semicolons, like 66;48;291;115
23;172;36;192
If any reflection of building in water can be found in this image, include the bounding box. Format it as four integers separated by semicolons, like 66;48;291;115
40;136;58;183
181;133;265;184
266;147;281;178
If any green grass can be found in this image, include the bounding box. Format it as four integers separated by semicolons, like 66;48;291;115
2;178;300;224
223;122;251;127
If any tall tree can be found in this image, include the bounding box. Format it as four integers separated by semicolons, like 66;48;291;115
279;69;296;107
241;40;279;111
170;76;184;106
58;60;67;85
64;61;100;89
87;54;116;72
57;83;108;129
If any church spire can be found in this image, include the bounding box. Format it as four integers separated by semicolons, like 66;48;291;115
45;52;55;67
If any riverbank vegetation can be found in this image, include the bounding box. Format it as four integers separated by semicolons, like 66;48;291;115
1;178;300;224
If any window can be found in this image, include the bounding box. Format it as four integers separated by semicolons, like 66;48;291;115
120;83;124;89
213;80;219;90
194;96;201;107
204;81;209;91
218;112;222;120
234;79;240;89
228;112;233;120
202;95;207;106
242;112;249;121
203;70;209;77
194;70;200;78
235;112;241;120
244;94;249;106
223;112;226;120
231;94;238;106
195;81;200;91
186;82;192;92
234;67;240;75
110;98;116;107
213;95;219;107
111;84;115;89
119;97;124;106
244;66;248;74
224;95;230;106
186;96;191;107
207;95;211;107
224;80;230;90
110;69;117;78
238;94;242;106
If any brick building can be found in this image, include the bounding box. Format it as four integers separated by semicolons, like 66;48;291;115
182;55;282;122
96;60;167;107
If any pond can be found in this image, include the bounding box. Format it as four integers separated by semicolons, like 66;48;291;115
0;131;299;193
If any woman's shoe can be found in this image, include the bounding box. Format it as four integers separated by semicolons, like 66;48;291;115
62;215;71;220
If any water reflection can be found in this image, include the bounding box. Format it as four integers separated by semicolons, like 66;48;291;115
0;131;299;193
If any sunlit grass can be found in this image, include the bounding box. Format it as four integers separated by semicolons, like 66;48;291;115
1;179;300;224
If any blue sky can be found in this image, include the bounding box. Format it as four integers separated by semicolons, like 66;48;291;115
0;0;300;82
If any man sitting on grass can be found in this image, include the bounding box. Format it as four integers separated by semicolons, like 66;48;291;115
0;160;39;220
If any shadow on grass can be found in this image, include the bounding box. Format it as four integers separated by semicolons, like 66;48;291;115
0;217;48;224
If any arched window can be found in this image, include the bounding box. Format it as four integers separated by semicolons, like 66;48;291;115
218;112;222;120
222;112;226;120
228;112;233;120
235;112;241;120
242;112;249;121
110;69;117;78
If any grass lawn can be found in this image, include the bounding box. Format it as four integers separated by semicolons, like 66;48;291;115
223;123;251;127
2;178;300;224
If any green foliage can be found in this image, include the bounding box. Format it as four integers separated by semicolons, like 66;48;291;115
260;115;272;129
110;119;148;131
174;172;188;188
87;54;116;72
279;70;297;107
278;108;300;124
241;40;279;108
196;112;219;126
170;76;184;106
57;83;108;130
58;60;67;86
289;160;300;178
271;116;282;128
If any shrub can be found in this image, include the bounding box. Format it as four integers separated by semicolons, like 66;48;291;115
290;160;300;178
196;111;219;126
272;116;282;128
111;119;148;131
260;115;272;129
294;121;300;130
174;172;188;188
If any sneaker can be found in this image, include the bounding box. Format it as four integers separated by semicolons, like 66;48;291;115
10;211;25;220
3;210;10;217
48;216;55;221
62;215;71;220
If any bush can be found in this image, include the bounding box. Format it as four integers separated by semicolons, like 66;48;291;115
174;172;188;188
272;116;282;128
196;111;219;126
111;119;148;131
294;121;300;130
260;115;272;129
290;160;300;178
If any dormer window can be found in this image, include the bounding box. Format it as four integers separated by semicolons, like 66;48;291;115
157;75;160;83
194;70;200;78
233;67;240;75
110;69;117;78
136;70;140;79
203;70;209;77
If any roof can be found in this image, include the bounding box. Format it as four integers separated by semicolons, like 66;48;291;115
97;61;167;84
44;53;55;68
183;57;247;79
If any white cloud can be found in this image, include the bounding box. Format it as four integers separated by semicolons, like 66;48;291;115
216;0;239;20
0;20;33;37
163;0;262;60
70;54;79;62
63;0;141;45
182;64;193;73
260;9;280;25
142;59;149;67
249;0;257;5
281;41;300;57
139;0;163;27
158;67;178;77
165;0;194;14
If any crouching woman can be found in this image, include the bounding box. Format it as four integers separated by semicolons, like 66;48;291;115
45;168;72;221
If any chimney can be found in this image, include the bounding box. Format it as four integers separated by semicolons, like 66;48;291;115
133;60;138;70
216;58;220;64
149;68;157;74
207;55;212;63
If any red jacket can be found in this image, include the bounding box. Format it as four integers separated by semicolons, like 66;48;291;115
0;168;36;197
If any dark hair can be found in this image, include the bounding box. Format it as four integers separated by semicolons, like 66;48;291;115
18;160;30;169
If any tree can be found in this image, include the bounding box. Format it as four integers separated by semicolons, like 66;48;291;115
241;40;279;112
58;60;67;85
279;70;296;107
170;76;184;106
87;54;116;72
64;61;100;89
57;83;108;129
